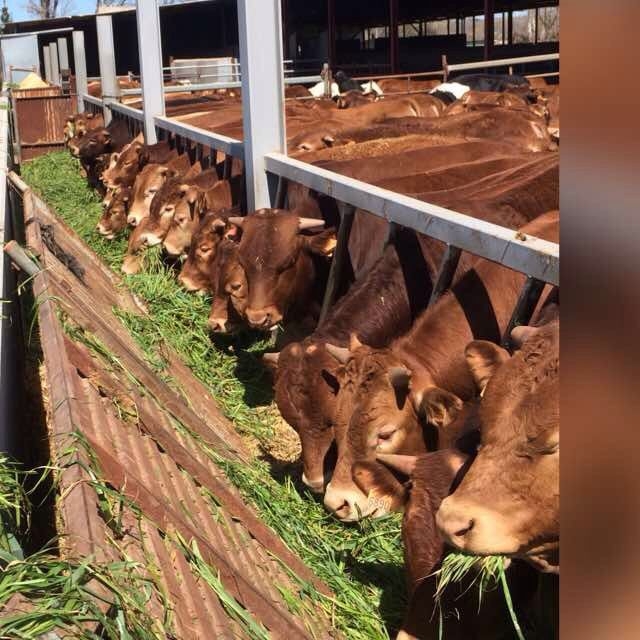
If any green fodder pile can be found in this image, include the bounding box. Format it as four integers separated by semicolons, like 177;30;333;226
23;151;406;639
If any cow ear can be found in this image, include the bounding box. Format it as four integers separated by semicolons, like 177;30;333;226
305;229;337;256
421;387;463;430
388;366;411;410
465;340;510;393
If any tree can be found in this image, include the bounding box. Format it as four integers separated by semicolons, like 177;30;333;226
25;0;74;19
0;1;11;33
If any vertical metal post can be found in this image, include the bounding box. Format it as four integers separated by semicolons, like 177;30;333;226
327;0;336;69
508;10;513;45
319;203;356;324
484;0;494;61
135;0;166;144
43;46;52;83
428;245;462;307
57;37;70;93
237;0;287;211
57;37;69;72
50;42;60;85
72;31;88;112
501;276;546;349
96;14;119;124
389;0;399;74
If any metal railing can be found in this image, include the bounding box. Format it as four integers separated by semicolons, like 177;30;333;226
264;153;558;286
79;45;558;335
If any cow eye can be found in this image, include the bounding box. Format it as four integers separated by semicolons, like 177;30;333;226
230;282;242;291
125;161;135;167
163;205;175;215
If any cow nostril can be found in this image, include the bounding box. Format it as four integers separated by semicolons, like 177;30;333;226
453;519;474;538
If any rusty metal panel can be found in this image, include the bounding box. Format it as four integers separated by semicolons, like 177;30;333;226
14;94;75;159
10;175;340;639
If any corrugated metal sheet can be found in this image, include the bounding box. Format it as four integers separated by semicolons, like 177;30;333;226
14;93;75;159
13;178;340;640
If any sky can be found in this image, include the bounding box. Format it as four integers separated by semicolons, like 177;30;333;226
7;0;99;23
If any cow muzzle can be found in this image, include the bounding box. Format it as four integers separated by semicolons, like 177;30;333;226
323;481;386;522
245;307;281;330
436;496;520;556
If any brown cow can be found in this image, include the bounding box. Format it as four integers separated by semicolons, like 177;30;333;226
207;238;248;333
126;153;193;227
177;210;240;292
397;450;540;640
321;108;554;154
102;137;175;190
444;90;530;116
335;90;377;109
321;211;559;521
65;112;104;146
138;167;220;248
225;209;336;329
77;119;131;164
436;320;559;573
268;228;474;493
163;177;241;257
289;95;446;152
96;186;131;239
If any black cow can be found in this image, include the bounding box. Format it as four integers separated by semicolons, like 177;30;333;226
334;70;362;94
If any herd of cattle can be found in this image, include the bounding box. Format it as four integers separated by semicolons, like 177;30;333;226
63;70;559;639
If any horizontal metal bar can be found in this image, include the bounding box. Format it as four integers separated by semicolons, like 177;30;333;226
110;101;145;121
154;115;244;160
82;93;104;107
447;53;559;72
121;73;322;96
264;153;558;285
0;27;73;39
525;72;561;79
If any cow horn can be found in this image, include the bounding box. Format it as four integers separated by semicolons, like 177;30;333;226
228;216;245;228
325;343;351;364
262;352;280;365
349;333;363;351
376;453;418;477
298;217;325;230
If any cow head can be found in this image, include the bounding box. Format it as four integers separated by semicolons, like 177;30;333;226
335;90;375;109
101;139;144;189
436;322;559;571
164;180;232;258
97;187;130;239
322;340;466;521
178;212;239;292
271;340;346;493
121;216;150;275
78;127;114;162
207;238;247;333
127;163;175;227
228;210;336;329
139;173;208;248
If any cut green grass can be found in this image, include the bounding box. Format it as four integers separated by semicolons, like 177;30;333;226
23;151;407;638
0;450;171;639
